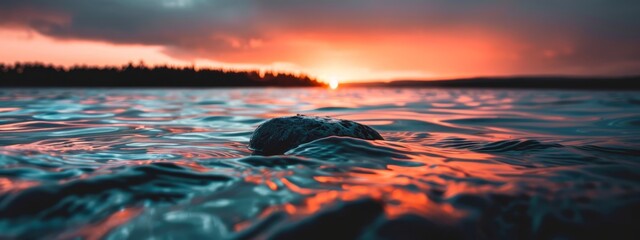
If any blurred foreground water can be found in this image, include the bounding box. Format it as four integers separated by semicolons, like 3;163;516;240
0;88;639;239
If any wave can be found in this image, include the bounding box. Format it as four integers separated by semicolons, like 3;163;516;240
474;140;563;152
0;162;233;238
1;88;639;239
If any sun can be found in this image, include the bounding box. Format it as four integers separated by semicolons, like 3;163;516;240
329;78;339;89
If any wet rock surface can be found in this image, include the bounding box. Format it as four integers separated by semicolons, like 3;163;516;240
249;115;384;155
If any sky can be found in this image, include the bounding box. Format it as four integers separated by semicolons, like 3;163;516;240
1;0;639;82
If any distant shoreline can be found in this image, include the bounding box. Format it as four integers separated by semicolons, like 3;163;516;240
342;76;640;90
2;63;639;90
0;62;324;87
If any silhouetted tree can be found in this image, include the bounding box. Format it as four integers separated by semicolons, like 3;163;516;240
0;62;324;87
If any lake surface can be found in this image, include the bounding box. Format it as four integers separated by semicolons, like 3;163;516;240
0;88;639;239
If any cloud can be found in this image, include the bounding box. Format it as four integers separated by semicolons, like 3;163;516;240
1;0;640;78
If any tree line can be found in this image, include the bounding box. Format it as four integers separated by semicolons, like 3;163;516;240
0;62;324;87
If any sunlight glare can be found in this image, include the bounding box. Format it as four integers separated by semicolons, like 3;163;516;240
329;78;339;89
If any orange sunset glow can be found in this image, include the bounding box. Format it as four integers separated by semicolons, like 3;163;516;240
1;1;640;83
1;1;640;239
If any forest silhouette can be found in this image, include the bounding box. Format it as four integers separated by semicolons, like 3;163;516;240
0;62;323;87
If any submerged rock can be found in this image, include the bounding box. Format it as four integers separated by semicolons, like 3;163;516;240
249;114;384;155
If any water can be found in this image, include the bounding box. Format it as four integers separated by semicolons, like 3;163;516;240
0;88;639;239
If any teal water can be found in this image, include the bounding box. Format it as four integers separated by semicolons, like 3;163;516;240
0;88;639;239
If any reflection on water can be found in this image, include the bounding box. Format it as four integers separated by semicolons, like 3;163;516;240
0;88;639;239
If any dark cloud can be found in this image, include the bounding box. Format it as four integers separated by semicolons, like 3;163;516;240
1;0;640;75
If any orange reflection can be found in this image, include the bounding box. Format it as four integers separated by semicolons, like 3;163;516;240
265;180;279;191
237;133;537;228
0;107;20;112
0;121;79;132
269;164;472;222
280;177;315;195
166;127;211;134
0;87;599;238
5;138;112;153
243;170;293;191
0;178;39;193
270;181;466;222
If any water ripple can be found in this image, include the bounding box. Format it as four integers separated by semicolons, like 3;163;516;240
0;88;638;239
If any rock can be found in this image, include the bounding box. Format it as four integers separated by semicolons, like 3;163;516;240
249;114;384;155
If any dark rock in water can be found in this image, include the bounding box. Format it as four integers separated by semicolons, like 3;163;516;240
249;114;384;155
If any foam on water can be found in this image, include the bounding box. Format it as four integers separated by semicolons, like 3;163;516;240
0;88;639;239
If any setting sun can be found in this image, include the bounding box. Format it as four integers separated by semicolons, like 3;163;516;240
329;79;339;89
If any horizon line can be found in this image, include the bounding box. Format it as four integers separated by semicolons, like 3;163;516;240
4;61;640;84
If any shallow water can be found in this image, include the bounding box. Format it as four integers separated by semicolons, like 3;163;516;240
0;88;639;239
